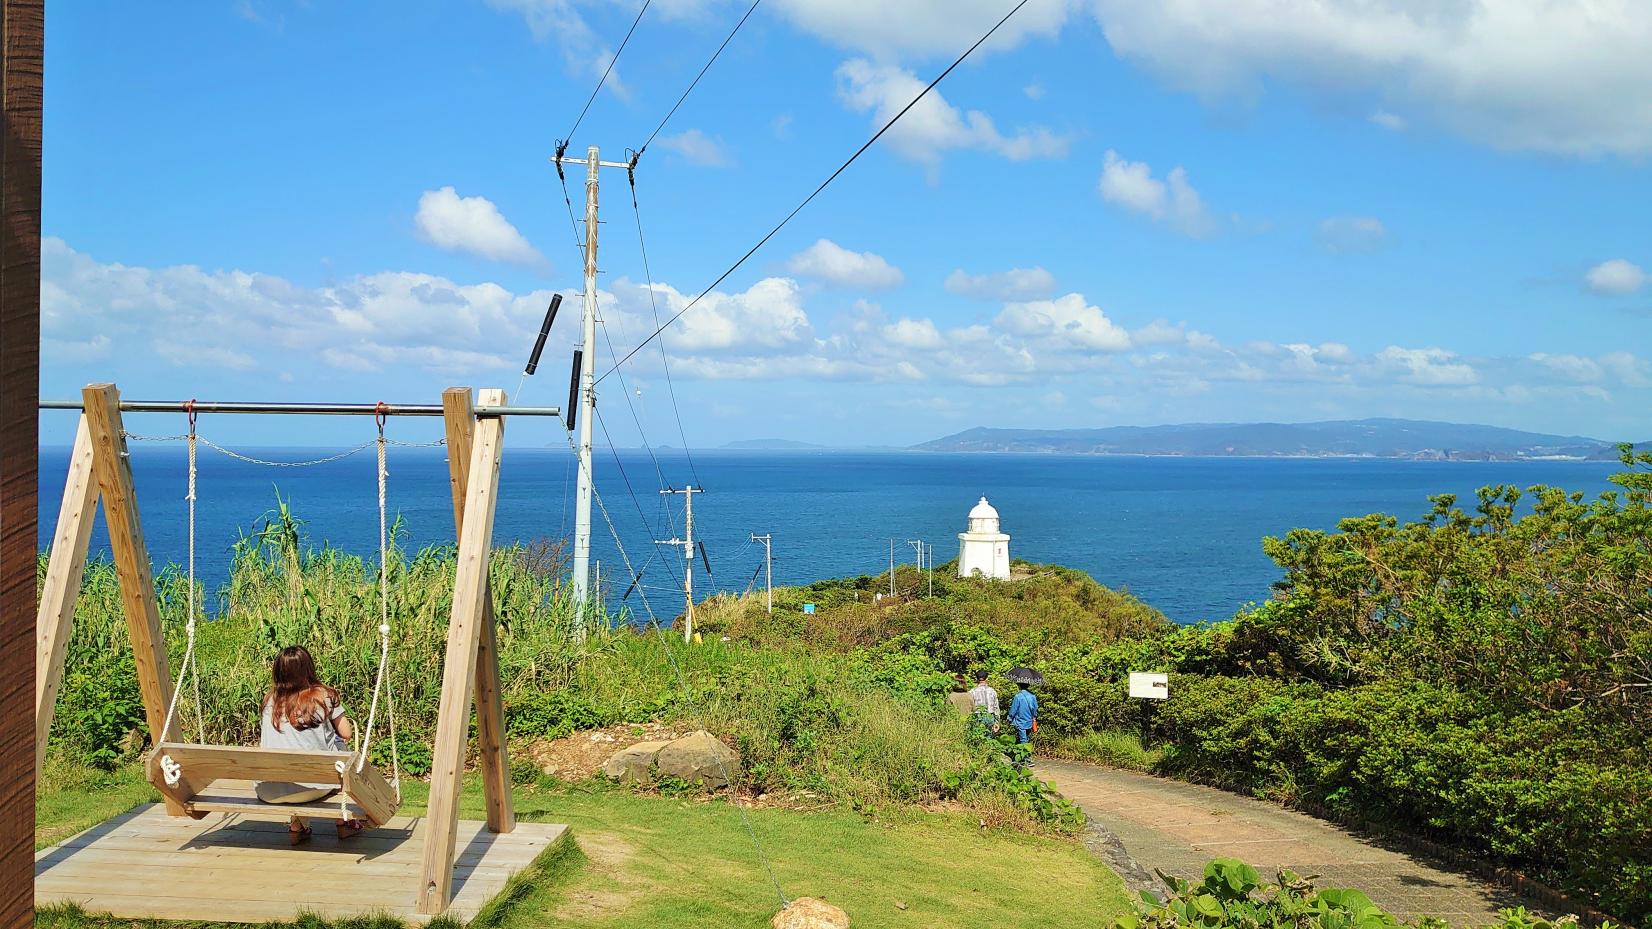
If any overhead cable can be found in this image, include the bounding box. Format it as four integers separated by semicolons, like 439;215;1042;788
563;0;653;144
596;0;1035;384
634;0;765;157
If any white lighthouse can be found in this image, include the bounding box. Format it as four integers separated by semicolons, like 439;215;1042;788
957;496;1011;579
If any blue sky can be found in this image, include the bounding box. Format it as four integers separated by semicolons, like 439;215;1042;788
43;1;1652;448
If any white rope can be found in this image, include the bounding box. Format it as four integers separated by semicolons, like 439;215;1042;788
159;754;182;786
157;421;204;751
355;419;400;797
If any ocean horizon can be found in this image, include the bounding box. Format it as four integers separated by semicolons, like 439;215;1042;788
37;445;1623;625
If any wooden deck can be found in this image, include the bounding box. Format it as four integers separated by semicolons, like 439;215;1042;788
36;783;569;923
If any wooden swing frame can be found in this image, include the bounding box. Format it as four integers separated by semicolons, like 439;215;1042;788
34;383;518;916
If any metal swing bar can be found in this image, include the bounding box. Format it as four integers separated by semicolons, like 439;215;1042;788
38;398;560;418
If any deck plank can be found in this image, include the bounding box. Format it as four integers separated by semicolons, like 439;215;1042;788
35;799;568;923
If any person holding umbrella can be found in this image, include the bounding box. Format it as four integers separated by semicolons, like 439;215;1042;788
1004;667;1043;746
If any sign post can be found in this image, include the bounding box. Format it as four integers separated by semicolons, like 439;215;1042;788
1127;672;1169;746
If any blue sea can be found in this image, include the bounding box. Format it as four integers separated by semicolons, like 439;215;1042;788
37;445;1623;624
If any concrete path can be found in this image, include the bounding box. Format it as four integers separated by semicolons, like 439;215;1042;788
1037;759;1556;926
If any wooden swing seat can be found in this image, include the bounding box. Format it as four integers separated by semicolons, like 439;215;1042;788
145;743;400;827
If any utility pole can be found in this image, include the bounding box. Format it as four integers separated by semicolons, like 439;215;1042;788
553;143;632;615
927;543;934;598
888;539;895;599
751;533;772;614
657;485;703;642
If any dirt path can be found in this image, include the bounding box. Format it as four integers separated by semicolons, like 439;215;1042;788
1037;759;1558;926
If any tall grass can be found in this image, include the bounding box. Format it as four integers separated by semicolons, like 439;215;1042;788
44;502;598;771
41;504;1074;827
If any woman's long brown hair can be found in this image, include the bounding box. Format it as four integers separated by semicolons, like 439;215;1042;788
266;645;339;731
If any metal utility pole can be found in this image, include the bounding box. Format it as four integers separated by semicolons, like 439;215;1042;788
552;143;632;615
657;485;703;642
888;539;896;599
927;543;934;598
751;533;772;614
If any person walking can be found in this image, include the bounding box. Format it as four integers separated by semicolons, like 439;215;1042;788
1007;681;1038;746
968;670;1001;734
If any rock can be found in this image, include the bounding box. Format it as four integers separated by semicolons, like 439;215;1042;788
601;740;672;785
772;897;849;929
655;730;741;789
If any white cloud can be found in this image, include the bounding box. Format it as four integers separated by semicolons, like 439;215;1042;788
1375;346;1479;387
1584;258;1646;296
1369;110;1406;132
783;239;904;289
1529;352;1603;383
414;187;543;266
1098;150;1214;237
1317;216;1388;254
1024;82;1046;100
656;129;733;167
944;266;1057;301
995;293;1132;351
836;59;1070;171
1090;1;1652;157
770;0;1073;60
47;238;1644;433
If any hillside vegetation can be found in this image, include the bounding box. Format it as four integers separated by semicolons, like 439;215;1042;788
703;446;1652;924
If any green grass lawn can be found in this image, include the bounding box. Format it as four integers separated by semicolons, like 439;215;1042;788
37;764;1131;929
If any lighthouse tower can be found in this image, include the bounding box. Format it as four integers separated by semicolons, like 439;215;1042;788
957;496;1011;579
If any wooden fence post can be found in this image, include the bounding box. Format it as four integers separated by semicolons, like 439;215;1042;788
418;388;506;915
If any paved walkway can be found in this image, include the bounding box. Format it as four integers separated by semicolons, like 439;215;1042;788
1037;759;1556;926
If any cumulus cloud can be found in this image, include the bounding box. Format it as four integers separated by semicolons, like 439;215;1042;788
414;187;543;265
995;294;1132;351
944;266;1057;301
1317;216;1388;254
1375;346;1479;387
783;239;904;289
1098;150;1214;237
769;0;1073;60
1584;258;1646;296
46;238;1646;427
1090;1;1652;157
656;129;733;167
836;59;1070;171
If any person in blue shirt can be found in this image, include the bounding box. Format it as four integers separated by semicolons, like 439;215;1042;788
1006;682;1038;745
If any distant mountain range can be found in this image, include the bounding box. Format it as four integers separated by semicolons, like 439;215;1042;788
912;419;1634;461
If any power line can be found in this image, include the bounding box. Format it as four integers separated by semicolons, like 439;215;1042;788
596;0;1035;385
635;0;765;156
564;0;653;143
625;162;702;488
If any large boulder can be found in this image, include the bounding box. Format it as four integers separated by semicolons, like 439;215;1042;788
600;740;672;785
773;897;850;929
654;730;741;789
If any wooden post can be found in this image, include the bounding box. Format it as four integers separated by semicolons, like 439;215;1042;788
0;1;44;921
34;415;99;777
81;384;182;815
418;388;506;915
440;387;515;834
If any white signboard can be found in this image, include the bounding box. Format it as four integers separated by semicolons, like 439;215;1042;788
1128;672;1169;700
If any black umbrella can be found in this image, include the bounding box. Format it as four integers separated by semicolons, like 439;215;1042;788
1005;666;1045;685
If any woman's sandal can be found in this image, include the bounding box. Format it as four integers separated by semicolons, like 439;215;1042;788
336;819;364;840
288;823;312;846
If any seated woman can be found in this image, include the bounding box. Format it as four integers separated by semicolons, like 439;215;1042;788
257;645;365;844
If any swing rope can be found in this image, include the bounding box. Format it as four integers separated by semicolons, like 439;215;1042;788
157;402;206;784
355;404;401;799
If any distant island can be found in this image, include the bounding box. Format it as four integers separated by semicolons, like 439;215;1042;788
912;418;1633;461
720;438;830;451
